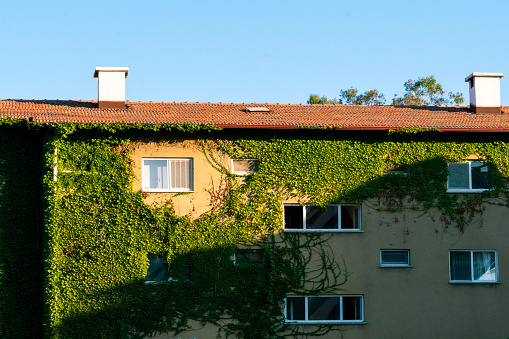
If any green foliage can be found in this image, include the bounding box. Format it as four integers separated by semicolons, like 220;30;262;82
41;130;351;339
308;88;386;105
392;76;464;106
309;75;463;107
339;88;386;105
230;130;507;229
307;94;339;105
388;127;442;134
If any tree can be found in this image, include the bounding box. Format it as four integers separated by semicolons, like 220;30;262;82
309;75;463;106
392;76;464;106
344;88;386;105
308;88;386;105
307;94;338;105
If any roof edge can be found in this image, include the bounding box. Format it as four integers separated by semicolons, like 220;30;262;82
216;124;509;132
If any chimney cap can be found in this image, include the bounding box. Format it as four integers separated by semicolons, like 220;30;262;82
465;72;504;82
94;67;129;78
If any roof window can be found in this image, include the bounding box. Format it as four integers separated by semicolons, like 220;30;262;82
246;107;270;112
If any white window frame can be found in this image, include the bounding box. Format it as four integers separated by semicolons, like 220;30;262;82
447;161;491;193
285;295;364;324
231;158;259;175
283;204;362;232
145;253;193;284
380;250;411;267
384;164;409;176
449;250;498;283
142;158;193;192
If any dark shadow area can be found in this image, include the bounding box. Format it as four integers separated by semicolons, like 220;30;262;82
392;105;471;113
8;99;97;108
50;232;346;339
0;126;45;338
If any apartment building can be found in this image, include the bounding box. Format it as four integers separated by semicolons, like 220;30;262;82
0;69;507;338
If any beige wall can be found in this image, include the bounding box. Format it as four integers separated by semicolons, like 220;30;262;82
131;138;231;220
134;138;509;339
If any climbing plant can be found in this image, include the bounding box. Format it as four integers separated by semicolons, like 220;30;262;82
42;128;349;338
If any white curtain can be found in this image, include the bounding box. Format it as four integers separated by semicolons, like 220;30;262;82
474;252;495;281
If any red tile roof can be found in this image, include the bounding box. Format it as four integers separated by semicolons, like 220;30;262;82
2;99;509;132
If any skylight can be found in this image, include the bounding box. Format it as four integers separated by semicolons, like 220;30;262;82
246;107;270;112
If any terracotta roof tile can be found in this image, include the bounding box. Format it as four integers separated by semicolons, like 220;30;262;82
1;99;509;131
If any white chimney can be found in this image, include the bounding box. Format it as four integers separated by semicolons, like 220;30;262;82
465;72;504;114
94;67;129;109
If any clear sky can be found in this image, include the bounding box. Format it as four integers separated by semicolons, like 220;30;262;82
1;1;508;105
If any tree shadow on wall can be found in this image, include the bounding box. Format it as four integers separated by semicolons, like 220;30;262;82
52;232;348;339
343;156;497;230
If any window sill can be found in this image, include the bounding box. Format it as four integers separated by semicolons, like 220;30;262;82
384;172;408;176
449;281;500;284
446;189;491;193
142;190;194;193
284;229;363;233
145;279;191;284
285;321;367;325
380;265;413;268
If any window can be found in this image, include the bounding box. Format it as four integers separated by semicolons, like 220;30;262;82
142;158;193;192
380;250;411;267
285;296;364;323
284;205;361;231
234;249;264;265
145;254;169;283
145;253;191;283
449;250;497;283
447;161;491;193
232;159;259;175
384;164;408;175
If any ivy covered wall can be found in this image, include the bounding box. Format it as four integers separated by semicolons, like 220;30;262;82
2;124;509;338
0;125;44;338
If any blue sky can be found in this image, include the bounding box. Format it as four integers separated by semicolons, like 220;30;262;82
1;1;508;105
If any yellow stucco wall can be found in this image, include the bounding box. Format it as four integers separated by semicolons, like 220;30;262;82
131;138;230;220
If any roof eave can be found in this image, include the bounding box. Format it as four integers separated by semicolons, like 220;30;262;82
215;124;509;132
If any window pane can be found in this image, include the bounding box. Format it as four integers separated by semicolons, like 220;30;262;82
450;251;472;281
386;164;408;175
233;159;259;174
146;254;167;282
235;250;264;265
308;297;341;321
145;160;168;189
286;297;305;320
341;206;359;229
284;206;303;229
170;159;191;190
343;297;362;320
471;162;490;189
306;206;338;229
448;163;469;189
473;252;496;281
381;250;409;265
